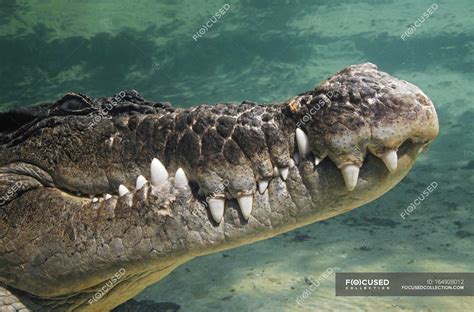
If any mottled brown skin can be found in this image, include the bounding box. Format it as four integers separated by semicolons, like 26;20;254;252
0;63;438;311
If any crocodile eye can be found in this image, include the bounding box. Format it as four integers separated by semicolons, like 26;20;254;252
60;98;89;111
52;93;94;115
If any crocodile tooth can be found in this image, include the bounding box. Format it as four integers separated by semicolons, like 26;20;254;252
151;158;168;187
273;166;279;177
279;167;289;180
289;159;296;168
136;175;148;189
237;194;253;220
208;198;225;223
258;180;269;194
296;128;309;158
381;150;397;173
314;157;322;166
92;197;98;203
341;165;359;192
118;185;130;197
293;152;300;165
174;168;189;189
104;194;112;200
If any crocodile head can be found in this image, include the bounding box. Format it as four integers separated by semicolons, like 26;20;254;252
0;63;438;311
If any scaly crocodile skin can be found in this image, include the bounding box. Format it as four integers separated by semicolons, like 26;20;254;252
0;63;438;311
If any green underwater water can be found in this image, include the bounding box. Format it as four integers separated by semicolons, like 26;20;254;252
1;0;473;311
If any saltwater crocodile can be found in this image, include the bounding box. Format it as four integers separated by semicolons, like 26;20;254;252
0;63;439;311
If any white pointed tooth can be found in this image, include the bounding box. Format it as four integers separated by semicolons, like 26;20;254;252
314;157;322;166
381;150;397;173
296;128;310;158
279;167;289;180
174;168;189;189
92;197;98;203
151;158;169;187
208;198;225;223
104;194;112;200
258;180;269;194
289;159;296;168
136;175;148;189
293;152;300;165
273;166;280;177
237;194;253;220
118;185;130;197
341;165;360;192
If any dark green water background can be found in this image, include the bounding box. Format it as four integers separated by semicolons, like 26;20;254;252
1;0;473;311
